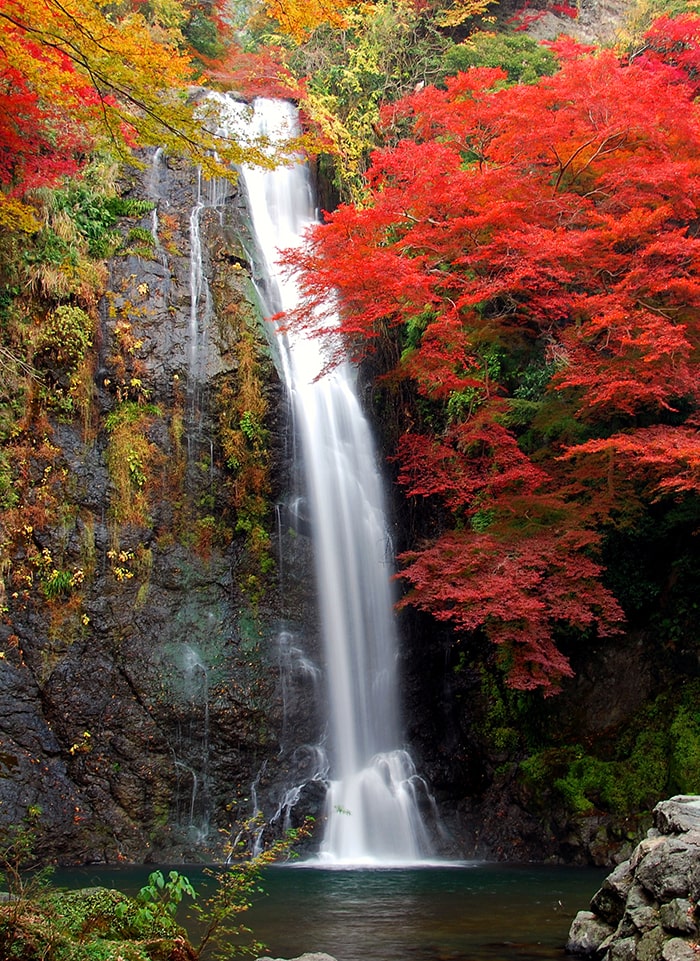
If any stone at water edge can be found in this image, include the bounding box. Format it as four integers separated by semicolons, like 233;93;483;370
257;954;338;961
567;910;615;954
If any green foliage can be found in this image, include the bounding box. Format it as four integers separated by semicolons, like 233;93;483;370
439;30;557;84
52;186;120;259
30;303;95;419
512;357;559;402
215;324;274;599
0;285;18;321
22;227;79;269
105;197;156;220
124;227;157;256
669;704;700;793
121;869;197;934
127;450;147;489
0;811;312;961
104;401;162;433
185;7;226;59
622;0;693;48
549;740;666;816
239;409;267;449
294;1;454;200
0;451;18;510
402;307;433;356
519;683;700;817
104;402;163;525
41;568;74;599
446;386;481;422
470;507;495;533
553;753;617;814
56;884;180;940
9;884;188;961
44;180;156;260
475;668;538;759
0;805;45;897
0;806;56;961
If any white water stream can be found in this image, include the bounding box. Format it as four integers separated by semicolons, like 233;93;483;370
219;97;432;863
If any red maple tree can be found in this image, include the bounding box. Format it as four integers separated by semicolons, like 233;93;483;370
285;15;700;693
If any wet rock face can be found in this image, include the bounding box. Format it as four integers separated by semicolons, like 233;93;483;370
0;148;322;864
566;796;700;961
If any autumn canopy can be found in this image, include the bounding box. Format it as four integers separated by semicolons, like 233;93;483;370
0;0;282;232
2;0;699;695
284;13;700;693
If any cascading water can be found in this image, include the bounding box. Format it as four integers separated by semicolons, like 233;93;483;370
188;170;231;395
225;97;433;864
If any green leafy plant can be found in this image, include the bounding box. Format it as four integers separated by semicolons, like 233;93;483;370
239;409;267;449
104;402;163;525
669;702;700;793
41;567;74;599
438;30;556;85
112;869;197;937
519;683;700;818
0;811;312;961
124;226;157;256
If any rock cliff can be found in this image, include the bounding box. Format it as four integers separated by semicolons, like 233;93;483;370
0;144;323;864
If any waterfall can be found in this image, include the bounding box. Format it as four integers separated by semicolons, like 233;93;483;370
222;97;432;864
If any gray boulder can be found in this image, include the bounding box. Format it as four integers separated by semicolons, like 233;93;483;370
567;910;615;954
258;955;338;961
653;797;700;837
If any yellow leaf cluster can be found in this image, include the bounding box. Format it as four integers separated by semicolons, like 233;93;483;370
260;0;355;41
434;0;495;27
0;197;40;234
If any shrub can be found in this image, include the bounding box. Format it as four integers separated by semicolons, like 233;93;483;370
35;304;93;373
439;31;557;85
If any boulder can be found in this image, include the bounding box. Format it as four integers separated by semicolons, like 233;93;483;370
659;899;697;936
567;910;615;954
653;797;700;837
662;938;698;961
258;955;338;961
591;860;635;924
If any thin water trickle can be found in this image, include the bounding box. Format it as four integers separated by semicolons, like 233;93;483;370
187;167;232;404
188;170;209;387
225;96;433;864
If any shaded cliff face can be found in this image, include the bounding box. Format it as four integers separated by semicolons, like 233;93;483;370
0;148;323;864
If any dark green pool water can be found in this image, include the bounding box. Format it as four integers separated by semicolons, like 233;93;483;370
52;861;605;961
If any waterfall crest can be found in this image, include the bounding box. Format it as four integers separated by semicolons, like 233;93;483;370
223;97;432;864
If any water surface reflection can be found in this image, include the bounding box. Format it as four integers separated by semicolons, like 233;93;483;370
53;862;605;961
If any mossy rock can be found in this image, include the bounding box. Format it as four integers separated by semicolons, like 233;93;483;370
61;887;157;936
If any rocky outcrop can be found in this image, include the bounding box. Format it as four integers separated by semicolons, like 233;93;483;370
566;796;700;960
